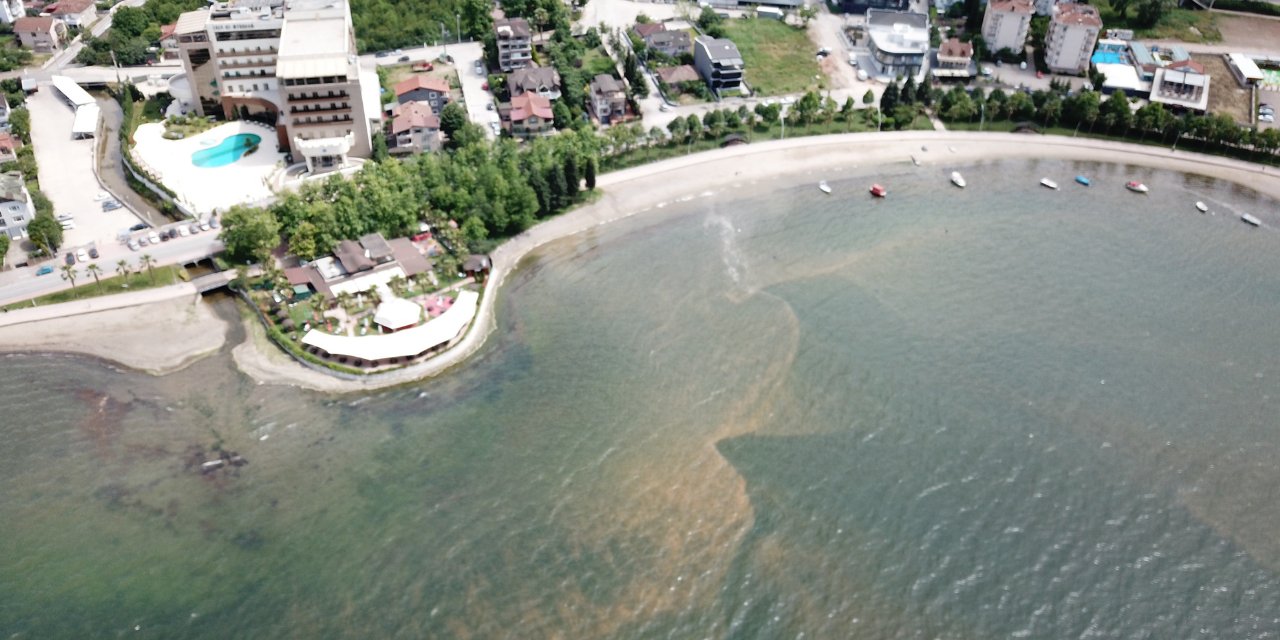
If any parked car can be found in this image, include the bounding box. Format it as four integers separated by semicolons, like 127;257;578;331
129;222;148;231
486;102;495;111
60;221;76;230
199;221;211;231
148;231;161;244
36;264;54;276
138;236;149;247
474;60;484;75
209;218;220;229
398;55;410;62
64;252;75;265
189;223;201;234
128;239;140;251
88;247;99;259
178;225;190;237
413;62;434;72
93;191;109;201
1262;114;1276;123
56;213;73;222
102;200;122;211
167;228;179;239
76;248;88;263
375;51;390;58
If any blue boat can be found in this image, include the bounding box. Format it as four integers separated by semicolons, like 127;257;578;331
1075;175;1091;186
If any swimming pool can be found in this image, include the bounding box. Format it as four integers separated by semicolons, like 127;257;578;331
191;133;262;168
1091;51;1126;65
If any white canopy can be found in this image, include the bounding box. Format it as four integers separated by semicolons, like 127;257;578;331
302;290;479;362
51;75;94;107
71;104;99;137
373;297;422;331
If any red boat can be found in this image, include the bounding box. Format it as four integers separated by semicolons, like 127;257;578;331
869;184;887;198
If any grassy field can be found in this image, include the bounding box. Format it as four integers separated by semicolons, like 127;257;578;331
721;19;822;96
1090;0;1221;42
3;265;187;311
582;48;618;79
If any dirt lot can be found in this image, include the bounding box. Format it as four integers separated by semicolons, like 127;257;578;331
1195;53;1252;124
1214;13;1280;51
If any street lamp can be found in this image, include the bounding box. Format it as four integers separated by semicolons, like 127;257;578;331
1172;130;1183;152
456;13;461;43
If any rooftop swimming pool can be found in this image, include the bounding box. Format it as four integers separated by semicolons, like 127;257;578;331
191;133;262;168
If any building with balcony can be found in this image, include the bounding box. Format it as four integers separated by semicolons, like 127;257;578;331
588;74;626;126
692;36;744;94
13;16;67;53
508;66;561;100
505;92;553;139
930;37;975;80
0;171;33;241
1149;59;1210;113
174;0;378;173
982;0;1033;55
1045;3;1101;75
389;100;440;154
865;9;930;80
50;0;95;28
495;17;532;72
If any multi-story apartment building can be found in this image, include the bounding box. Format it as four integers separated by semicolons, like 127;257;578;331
982;0;1033;55
173;0;377;173
495;18;532;72
1045;3;1101;75
693;36;744;94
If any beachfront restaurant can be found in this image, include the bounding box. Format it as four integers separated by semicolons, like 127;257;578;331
300;289;479;369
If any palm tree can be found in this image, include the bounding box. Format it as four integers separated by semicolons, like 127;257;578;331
366;286;383;307
115;258;130;282
139;254;157;285
84;263;104;293
60;264;78;290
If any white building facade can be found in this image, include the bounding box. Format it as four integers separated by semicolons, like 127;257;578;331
1044;3;1102;75
982;0;1033;54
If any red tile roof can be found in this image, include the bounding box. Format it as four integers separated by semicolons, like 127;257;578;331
988;0;1033;13
160;22;177;40
1053;3;1101;27
939;38;973;59
1168;59;1205;74
394;75;450;97
13;16;57;32
510;92;553;122
0;132;20;152
51;0;94;15
392;100;440;134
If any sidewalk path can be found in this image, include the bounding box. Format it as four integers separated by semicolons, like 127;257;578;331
0;280;196;328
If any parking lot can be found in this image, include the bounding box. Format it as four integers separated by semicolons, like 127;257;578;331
27;85;146;254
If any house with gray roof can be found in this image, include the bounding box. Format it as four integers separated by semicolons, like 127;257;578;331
509;66;561;100
589;74;627;125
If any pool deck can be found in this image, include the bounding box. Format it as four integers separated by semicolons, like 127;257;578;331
132;121;285;215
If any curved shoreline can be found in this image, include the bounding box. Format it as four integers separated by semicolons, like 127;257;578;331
9;132;1280;391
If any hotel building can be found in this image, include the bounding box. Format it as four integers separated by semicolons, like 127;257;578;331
173;0;379;173
1044;3;1102;75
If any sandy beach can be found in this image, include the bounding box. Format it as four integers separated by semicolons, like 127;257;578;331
0;294;227;374
8;132;1280;390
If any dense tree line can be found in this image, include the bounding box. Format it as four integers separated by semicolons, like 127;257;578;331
351;0;492;52
221;129;599;264
938;84;1280;157
0;93;58;254
77;0;204;66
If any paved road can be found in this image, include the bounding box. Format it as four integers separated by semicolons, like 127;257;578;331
359;42;496;138
0;233;224;306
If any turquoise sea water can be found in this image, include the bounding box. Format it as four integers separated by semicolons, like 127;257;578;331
3;159;1280;638
191;133;262;168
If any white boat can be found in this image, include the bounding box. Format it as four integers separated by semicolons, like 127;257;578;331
950;171;966;188
818;180;832;194
1241;213;1261;227
1125;181;1149;194
911;155;920;166
1195;201;1208;213
1040;178;1059;190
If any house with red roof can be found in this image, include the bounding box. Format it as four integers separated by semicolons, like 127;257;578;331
49;0;96;28
389;101;441;154
394;75;451;113
505;92;553;139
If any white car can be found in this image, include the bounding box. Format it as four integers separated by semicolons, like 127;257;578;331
128;239;140;251
76;248;88;263
60;221;76;231
189;223;201;234
148;231;161;244
93;191;109;201
199;221;211;231
1261;114;1276;123
178;225;190;237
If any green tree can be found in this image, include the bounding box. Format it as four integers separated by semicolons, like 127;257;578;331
584;157;597;190
8;108;29;143
60;264;78;289
862;89;875;106
138;254;157;284
1006;91;1035;120
795;90;822;124
798;5;818;26
1063;90;1100;127
880;80;899;114
840;97;855;122
900;76;916;105
439;102;470;149
26;212;63;254
116;258;130;281
221;205;281;263
371;131;389;161
1135;0;1169;28
0;234;8;268
84;262;104;293
1100;90;1132;132
564;152;580;196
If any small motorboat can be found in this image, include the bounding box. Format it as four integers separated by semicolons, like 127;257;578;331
950;171;966;188
911;155;920;166
1195;201;1208;213
819;180;832;194
869;183;887;198
1241;213;1261;227
1040;178;1059;190
1126;181;1149;194
1075;175;1091;186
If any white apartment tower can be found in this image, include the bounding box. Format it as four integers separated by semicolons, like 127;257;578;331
1045;3;1102;75
982;0;1033;55
173;0;378;173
